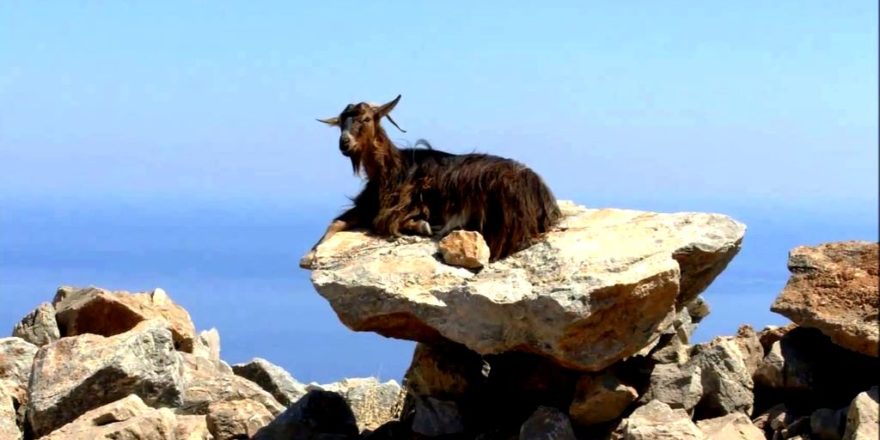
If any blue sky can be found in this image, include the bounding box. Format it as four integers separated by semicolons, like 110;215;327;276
1;2;876;209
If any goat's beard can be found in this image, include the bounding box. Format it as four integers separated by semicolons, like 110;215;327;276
349;152;364;177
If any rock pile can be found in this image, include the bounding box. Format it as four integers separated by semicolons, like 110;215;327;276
303;201;879;439
1;286;402;440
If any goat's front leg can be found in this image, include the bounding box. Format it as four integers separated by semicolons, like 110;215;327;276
300;213;357;269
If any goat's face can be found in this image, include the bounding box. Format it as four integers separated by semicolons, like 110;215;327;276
318;95;402;158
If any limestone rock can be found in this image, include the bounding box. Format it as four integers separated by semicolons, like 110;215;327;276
439;230;491;269
232;357;307;407
843;387;879;440
176;415;214;440
613;400;705;440
27;320;184;438
0;337;38;412
54;285;197;352
306;201;745;371
569;371;638;426
194;328;221;362
253;389;358;439
0;387;20;440
771;241;879;357
41;394;177;440
179;353;284;416
519;406;576;440
696;413;764;440
310;377;402;432
11;302;60;347
206;399;273;440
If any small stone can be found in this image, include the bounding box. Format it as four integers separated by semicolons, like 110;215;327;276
439;230;491;269
696;413;765;440
206;399;273;440
11;302;60;347
232;358;307;407
569;372;638;426
520;406;576;440
843;386;879;440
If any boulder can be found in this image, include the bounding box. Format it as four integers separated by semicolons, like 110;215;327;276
309;377;402;432
439;230;491;269
403;342;487;399
54;286;197;352
232;357;307;407
569;371;638;426
305;201;745;372
410;395;465;437
194;328;221;362
40;394;177;440
519;406;576;440
843;387;879;440
175;415;214;440
11;302;60;347
178;353;284;416
696;413;764;440
613;399;705;440
0;387;20;440
770;241;879;357
641;362;703;412
253;389;358;439
27;320;184;438
0;337;38;412
206;399;273;440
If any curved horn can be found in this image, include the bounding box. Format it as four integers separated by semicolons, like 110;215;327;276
374;94;402;117
316;116;340;126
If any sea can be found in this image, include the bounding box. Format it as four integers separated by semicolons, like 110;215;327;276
1;195;876;384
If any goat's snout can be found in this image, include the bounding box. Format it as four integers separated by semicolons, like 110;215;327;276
339;137;351;156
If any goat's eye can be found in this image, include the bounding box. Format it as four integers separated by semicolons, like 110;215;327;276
363;117;371;123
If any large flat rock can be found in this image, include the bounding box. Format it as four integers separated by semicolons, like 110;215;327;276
771;241;879;357
305;201;745;371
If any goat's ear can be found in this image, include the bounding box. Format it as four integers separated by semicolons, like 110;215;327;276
374;94;402;117
316;116;340;126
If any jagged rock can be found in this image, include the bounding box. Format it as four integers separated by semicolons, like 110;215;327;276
253;389;358;439
54;285;198;352
519;406;576;440
843;387;879;440
27;320;184;438
696;413;764;440
309;378;402;432
811;407;846;440
439;230;491;269
613;399;705;440
11;302;60;346
0;387;20;440
410;396;465;436
179;353;284;416
41;394;177;440
0;337;37;417
194;328;221;361
753;327;880;409
641;363;703;412
305;201;745;371
232;357;307;407
206;399;273;440
569;371;638;426
176;415;214;440
770;241;879;357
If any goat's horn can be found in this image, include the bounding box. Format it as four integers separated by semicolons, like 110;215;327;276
385;114;407;133
316;117;340;126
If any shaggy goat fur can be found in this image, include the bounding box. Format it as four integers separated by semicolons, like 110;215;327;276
300;95;561;267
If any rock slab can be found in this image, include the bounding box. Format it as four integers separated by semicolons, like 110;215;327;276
771;241;879;357
306;201;745;371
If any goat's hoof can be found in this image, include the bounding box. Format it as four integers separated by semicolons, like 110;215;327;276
416;220;433;236
299;251;316;269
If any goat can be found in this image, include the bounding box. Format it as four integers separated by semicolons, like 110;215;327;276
299;95;561;269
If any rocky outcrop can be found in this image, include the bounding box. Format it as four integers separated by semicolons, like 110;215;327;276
232;357;308;407
305;201;745;372
11;302;60;347
771;241;879;357
54;286;198;352
27;319;184;437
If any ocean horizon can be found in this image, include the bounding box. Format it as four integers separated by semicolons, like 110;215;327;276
1;194;876;384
